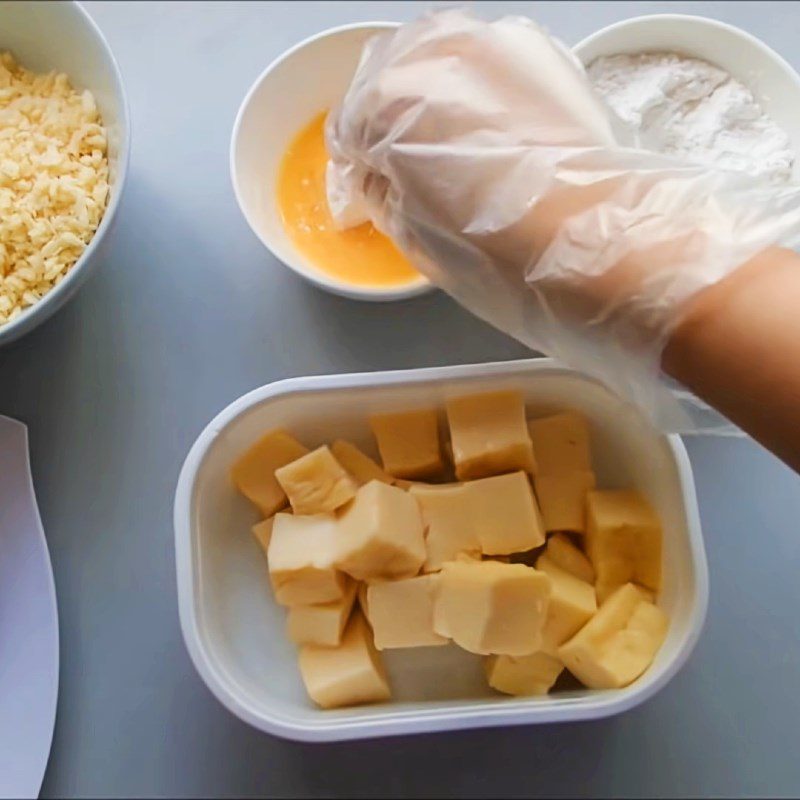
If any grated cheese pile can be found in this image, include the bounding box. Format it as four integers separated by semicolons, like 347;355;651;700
0;51;109;326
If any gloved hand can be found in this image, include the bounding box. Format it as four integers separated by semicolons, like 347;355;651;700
326;9;800;431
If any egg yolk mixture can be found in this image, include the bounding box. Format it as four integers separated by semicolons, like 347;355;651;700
277;112;420;288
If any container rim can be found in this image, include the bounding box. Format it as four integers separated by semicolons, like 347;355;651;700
573;11;800;81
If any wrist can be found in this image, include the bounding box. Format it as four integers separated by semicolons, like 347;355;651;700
662;246;800;471
662;247;792;378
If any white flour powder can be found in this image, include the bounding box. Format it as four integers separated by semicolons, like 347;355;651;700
588;52;795;183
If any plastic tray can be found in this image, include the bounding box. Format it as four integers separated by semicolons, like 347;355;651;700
174;359;708;742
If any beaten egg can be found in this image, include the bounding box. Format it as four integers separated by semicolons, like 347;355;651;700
277;112;421;289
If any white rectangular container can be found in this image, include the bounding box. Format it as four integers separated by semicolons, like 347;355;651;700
174;359;708;742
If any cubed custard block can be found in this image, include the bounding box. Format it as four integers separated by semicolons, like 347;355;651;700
409;483;478;571
230;429;309;517
274;445;357;514
434;560;551;656
267;512;347;606
336;480;426;581
586;490;662;603
559;583;668;690
534;470;595;534
536;555;597;654
527;412;592;475
446;390;536;480
367;574;447;649
298;610;391;709
411;472;545;571
330;439;394;486
286;579;358;647
485;652;564;696
470;472;545;555
370;408;443;480
544;533;595;584
251;517;275;558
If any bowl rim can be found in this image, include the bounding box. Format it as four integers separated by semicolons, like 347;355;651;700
229;20;433;303
0;0;132;345
573;11;800;88
173;357;710;742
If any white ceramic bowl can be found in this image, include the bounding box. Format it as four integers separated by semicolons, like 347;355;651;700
574;13;800;181
0;0;131;346
174;358;708;742
230;22;431;302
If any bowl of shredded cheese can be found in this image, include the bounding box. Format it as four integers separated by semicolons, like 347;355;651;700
0;0;130;345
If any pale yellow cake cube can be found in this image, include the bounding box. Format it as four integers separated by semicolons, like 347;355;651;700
544;533;595;584
433;560;551;656
410;483;480;572
536;555;597;653
370;408;443;480
586;490;662;602
330;439;394;486
485;652;564;696
267;512;347;606
446;390;536;480
274;445;357;515
559;583;668;689
411;473;544;570
367;574;448;649
336;480;426;581
251;517;275;558
527;412;592;475
286;579;358;647
534;470;595;534
469;472;546;555
298;610;391;709
231;430;309;517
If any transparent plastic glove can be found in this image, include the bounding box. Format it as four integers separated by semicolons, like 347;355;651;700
326;9;800;432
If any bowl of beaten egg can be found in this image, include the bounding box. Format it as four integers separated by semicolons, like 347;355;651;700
230;22;432;302
0;1;129;345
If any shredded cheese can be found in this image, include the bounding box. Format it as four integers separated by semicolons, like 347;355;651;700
0;51;109;326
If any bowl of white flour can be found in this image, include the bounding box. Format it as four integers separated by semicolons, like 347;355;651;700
574;14;800;184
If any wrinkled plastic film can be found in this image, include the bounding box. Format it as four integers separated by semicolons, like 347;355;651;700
326;10;800;433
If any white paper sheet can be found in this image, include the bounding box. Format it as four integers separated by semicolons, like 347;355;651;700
0;417;59;800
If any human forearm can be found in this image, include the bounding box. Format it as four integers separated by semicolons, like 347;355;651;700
663;247;800;472
329;10;800;446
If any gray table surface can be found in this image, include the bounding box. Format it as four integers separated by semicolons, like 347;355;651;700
1;1;799;796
